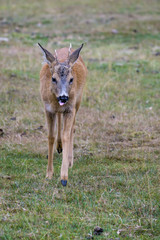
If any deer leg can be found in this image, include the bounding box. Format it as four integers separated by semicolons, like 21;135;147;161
68;101;80;168
61;109;75;186
68;116;75;168
45;111;56;179
56;113;62;154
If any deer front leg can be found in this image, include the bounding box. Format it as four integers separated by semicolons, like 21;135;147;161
45;111;56;179
68;102;80;168
68;116;75;168
61;109;75;186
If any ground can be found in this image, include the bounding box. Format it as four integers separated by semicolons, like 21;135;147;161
0;0;160;239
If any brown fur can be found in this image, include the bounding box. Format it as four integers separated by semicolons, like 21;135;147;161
39;46;87;184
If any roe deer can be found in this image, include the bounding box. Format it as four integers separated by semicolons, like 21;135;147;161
38;43;87;186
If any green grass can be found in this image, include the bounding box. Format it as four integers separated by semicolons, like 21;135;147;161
0;0;160;239
1;149;159;239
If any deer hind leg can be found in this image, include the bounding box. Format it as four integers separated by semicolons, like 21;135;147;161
61;109;75;186
56;113;62;154
46;111;56;179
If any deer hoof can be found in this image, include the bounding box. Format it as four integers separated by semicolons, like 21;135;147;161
57;147;62;154
69;161;73;168
61;180;67;187
57;142;62;154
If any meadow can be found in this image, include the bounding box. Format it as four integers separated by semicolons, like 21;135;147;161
0;0;160;239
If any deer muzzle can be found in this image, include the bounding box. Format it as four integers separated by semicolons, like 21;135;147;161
57;95;69;106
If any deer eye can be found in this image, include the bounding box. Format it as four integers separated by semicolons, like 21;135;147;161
52;77;57;84
69;78;73;84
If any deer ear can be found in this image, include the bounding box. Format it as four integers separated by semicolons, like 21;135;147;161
68;44;84;67
38;43;55;64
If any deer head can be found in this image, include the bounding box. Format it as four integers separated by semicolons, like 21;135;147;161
38;43;84;106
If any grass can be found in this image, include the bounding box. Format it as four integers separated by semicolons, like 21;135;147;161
0;0;160;239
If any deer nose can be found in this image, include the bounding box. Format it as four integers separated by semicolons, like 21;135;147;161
58;95;69;103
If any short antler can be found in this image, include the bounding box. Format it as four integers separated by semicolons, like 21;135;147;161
54;49;59;64
68;43;72;57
